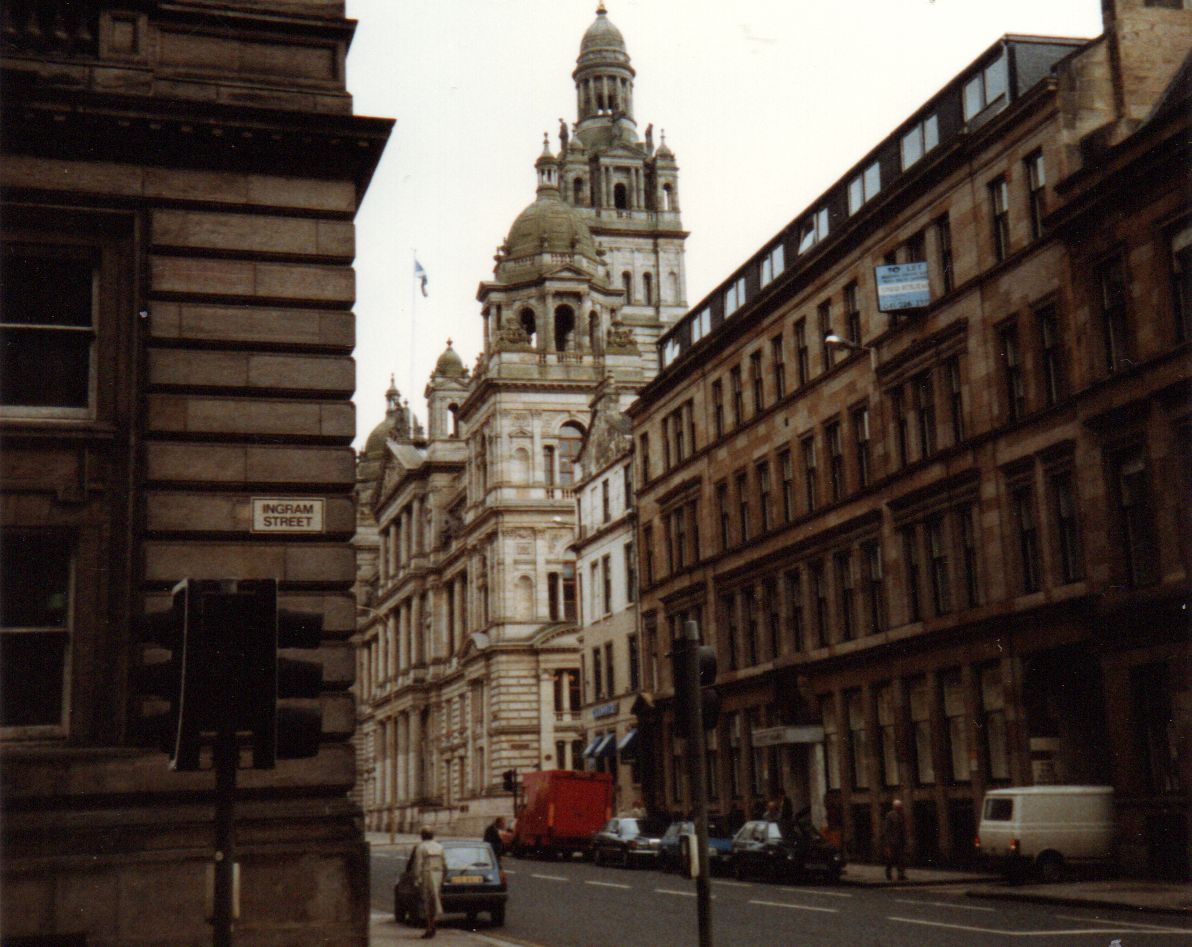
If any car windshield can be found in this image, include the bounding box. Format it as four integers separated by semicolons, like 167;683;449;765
638;818;669;836
444;846;494;870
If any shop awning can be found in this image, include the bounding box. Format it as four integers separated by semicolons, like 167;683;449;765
616;728;639;760
582;737;603;759
594;734;616;759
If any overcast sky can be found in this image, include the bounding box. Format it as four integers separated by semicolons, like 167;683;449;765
344;0;1104;448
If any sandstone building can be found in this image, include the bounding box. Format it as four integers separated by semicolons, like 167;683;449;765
0;2;390;943
630;0;1191;877
355;4;686;834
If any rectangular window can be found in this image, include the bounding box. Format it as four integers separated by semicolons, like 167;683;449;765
835;551;855;641
638;434;650;485
801;435;817;513
848;161;882;215
902;527;922;622
1037;305;1066;406
900;113;939;169
750;350;764;415
891;387;910;468
602;479;611;523
1051;473;1083;584
590;562;602;619
959;506;980;608
818;300;834;370
690;307;712;344
1171;220;1192;342
764;577;781;660
905;229;926;266
1130;662;1180;794
1;532;72;732
927;516;952;615
963;53;1007;120
671;507;686;570
757;460;773;532
827;421;844;502
1025;150;1046;240
785;569;804;652
877;684;900;786
980;664;1009;782
1115;449;1158;586
592;645;603;699
684;399;696;459
945;356;964;444
736;471;750;543
722;594;739;672
843;281;861;345
990;176;1010;262
1;248;96;414
661;336;680;368
862;540;885;635
730;366;744;427
852;405;871;488
779;449;794;523
743;587;759;666
605;641;615;694
1013;485;1042;594
662;415;673;471
711;380;724;439
847;689;868;789
1097;254;1130;373
624;541;637;604
942;669;970;783
810;560;828;648
725;276;747;317
795;319;810;387
913;371;936;457
761;243;786;287
771;335;786;400
687;499;701;563
716;482;731;550
797;207;830;254
822;698;841;791
643;525;655;586
999;323;1026;421
935;214;954;294
908;676;935;785
623;463;633;509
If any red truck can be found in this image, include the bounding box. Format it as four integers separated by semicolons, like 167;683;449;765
512;770;613;859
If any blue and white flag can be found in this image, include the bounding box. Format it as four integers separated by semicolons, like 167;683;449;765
414;259;429;297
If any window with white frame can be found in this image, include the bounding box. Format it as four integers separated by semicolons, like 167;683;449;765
963;53;1008;121
724;276;746;317
847;161;881;215
661;336;681;367
797;207;830;255
900;113;939;169
690;307;712;343
760;243;785;287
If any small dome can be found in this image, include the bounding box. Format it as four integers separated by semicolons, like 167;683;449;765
363;415;391;458
434;339;466;377
504;190;600;262
580;6;628;62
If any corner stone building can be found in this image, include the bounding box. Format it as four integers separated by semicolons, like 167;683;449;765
1;2;390;944
631;0;1191;878
355;6;686;835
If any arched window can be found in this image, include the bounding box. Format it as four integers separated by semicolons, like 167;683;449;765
588;311;601;353
662;184;674;211
554;304;576;352
448;404;459;437
573;177;585;205
642;272;653;306
621;271;633;303
557;421;586;485
519;307;537;346
614;182;628;210
669;271;680;304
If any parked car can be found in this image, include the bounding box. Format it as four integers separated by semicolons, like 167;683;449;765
591;816;670;868
394;839;507;928
729;817;845;882
976;785;1115;883
658;818;734;874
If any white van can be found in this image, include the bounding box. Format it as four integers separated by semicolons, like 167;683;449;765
976;786;1115;882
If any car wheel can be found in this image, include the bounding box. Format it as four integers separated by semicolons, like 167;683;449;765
491;904;506;927
731;858;745;881
1037;853;1065;884
594;847;603;867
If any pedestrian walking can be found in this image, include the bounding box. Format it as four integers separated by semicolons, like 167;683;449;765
412;826;445;938
882;799;908;881
484;816;506;858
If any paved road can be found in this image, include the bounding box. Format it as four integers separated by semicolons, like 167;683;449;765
371;847;1191;946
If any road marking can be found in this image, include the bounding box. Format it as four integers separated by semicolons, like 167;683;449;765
894;898;997;912
656;888;697;897
785;887;853;898
586;880;631;889
750;899;838;914
529;873;569;882
714;880;751;888
888;917;1192;937
1054;915;1192;933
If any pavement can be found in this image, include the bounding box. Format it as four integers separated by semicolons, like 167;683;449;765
365;832;1191;944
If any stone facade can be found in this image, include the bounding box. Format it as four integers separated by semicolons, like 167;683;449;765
630;0;1190;877
354;7;687;836
0;3;390;944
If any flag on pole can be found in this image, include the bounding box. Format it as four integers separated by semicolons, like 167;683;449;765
414;259;429;297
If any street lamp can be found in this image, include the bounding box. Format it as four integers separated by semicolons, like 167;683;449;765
824;331;878;370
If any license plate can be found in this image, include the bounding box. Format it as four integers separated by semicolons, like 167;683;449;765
449;875;484;885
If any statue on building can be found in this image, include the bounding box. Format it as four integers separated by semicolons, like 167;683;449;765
644;123;654;155
605;319;638;354
558;118;569;153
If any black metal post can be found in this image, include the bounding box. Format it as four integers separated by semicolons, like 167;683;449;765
681;619;713;947
213;727;238;947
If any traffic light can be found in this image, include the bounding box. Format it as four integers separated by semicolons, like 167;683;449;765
135;579;191;766
502;769;517;793
672;641;720;738
272;602;324;766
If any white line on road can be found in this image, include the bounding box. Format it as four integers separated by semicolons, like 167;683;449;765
893;898;997;912
655;888;696;897
586;880;632;889
1053;915;1192;933
529;873;569;882
714;880;751;888
750;899;838;914
888;916;1192;937
785;887;853;898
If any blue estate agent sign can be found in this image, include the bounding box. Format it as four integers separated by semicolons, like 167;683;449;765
591;702;618;719
875;262;930;312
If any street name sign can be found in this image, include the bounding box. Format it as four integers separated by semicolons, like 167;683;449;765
251;498;325;533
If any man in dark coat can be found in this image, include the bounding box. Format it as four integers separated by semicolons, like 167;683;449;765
484;816;506;859
883;799;908;881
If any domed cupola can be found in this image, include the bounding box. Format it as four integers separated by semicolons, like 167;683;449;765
579;2;629;67
502;142;602;271
573;3;636;146
433;339;467;378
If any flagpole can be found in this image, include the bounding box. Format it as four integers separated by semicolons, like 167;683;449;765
409;248;416;393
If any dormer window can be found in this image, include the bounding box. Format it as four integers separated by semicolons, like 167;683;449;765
901;113;939;169
963;53;1007;121
662;336;681;367
848;161;881;215
690;308;711;344
761;243;785;288
798;208;829;255
724;277;746;317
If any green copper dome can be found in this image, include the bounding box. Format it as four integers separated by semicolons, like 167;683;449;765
504;190;600;263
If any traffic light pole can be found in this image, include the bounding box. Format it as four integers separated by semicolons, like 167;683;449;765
213;717;238;946
681;619;713;947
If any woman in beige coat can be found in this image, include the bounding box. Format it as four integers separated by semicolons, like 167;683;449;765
411;826;446;938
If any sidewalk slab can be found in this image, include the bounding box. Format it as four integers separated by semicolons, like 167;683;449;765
966;881;1192;917
839;861;1000;888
